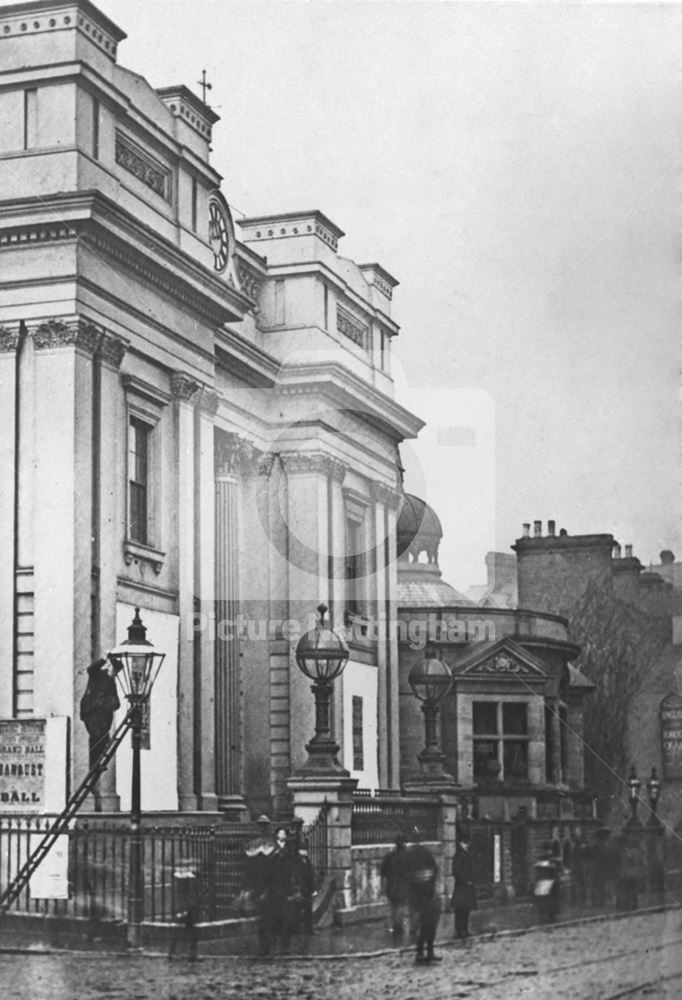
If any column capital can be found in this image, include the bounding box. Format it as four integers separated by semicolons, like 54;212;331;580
281;452;347;481
370;481;403;509
170;370;200;401
30;318;128;366
215;430;253;477
0;324;21;352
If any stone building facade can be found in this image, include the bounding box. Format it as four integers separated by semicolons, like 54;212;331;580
0;0;422;818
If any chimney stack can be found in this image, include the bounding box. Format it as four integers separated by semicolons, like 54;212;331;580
522;523;530;538
625;544;633;559
533;520;542;538
613;542;622;559
548;520;556;537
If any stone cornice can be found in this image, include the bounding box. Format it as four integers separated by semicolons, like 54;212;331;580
170;371;200;402
0;325;21;352
30;318;127;365
215;430;254;477
370;481;403;509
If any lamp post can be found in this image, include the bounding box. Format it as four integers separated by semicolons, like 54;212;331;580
408;646;454;782
627;764;642;827
646;766;661;826
294;604;350;774
109;608;165;949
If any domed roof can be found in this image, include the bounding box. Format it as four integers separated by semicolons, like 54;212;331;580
397;494;443;557
398;573;477;608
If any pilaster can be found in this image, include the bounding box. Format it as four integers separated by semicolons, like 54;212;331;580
172;370;200;811
0;325;20;717
195;390;219;811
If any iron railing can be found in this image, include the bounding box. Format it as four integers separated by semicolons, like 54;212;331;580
0;814;331;924
351;791;439;845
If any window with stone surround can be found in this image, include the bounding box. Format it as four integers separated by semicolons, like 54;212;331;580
473;700;529;781
122;375;169;574
128;417;150;544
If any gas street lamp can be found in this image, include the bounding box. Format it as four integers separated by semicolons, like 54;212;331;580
109;608;165;949
408;646;454;782
647;766;662;826
295;604;350;774
627;764;642;827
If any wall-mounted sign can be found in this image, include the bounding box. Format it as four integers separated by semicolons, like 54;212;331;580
0;719;46;810
660;693;682;779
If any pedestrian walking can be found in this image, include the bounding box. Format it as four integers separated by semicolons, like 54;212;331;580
380;834;411;938
265;827;297;953
533;843;560;923
243;816;276;955
168;861;198;961
451;835;477;940
617;835;645;910
406;830;442;965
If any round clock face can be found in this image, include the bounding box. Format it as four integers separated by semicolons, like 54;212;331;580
208;199;229;272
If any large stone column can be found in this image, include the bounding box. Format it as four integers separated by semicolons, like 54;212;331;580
32;320;96;794
195;391;219;811
0;325;20;717
370;481;402;789
171;371;199;811
214;430;251;815
90;327;127;810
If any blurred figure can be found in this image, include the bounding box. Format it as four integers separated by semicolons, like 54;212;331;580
294;841;315;935
617;834;645;910
451;835;477;940
266;827;296;953
407;830;442;965
533;842;560;923
380;834;410;938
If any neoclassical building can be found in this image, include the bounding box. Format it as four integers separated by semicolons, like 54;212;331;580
0;0;422;818
396;498;596;822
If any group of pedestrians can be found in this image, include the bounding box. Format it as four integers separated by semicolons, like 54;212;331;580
243;824;315;955
380;830;478;965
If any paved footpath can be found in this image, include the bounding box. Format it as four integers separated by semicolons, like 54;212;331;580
2;907;682;1000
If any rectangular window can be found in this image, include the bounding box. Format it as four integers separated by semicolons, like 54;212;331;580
24;89;37;150
92;97;100;160
345;518;364;615
191;176;198;232
128;418;150;544
473;701;529;781
352;695;364;771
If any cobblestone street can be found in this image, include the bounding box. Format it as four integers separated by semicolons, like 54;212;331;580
2;908;681;1000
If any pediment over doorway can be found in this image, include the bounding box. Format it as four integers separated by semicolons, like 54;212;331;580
454;638;550;680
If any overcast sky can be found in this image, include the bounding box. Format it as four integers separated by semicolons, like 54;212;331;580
26;0;682;589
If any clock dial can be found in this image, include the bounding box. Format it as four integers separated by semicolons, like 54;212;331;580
208;199;229;272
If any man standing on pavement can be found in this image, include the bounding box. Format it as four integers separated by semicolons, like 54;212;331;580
406;828;442;965
451;834;477;940
380;834;410;938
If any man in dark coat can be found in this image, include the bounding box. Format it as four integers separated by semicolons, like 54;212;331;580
406;830;442;964
294;842;315;935
451;835;477;940
380;834;410;937
264;827;297;953
79;655;122;771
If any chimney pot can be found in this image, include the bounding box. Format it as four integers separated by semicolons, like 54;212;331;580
613;543;622;559
559;528;568;537
660;550;675;565
548;520;556;536
522;523;530;538
533;520;542;537
625;544;633;559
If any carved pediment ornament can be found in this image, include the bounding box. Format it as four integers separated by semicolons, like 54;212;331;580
215;431;254;477
472;651;533;676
